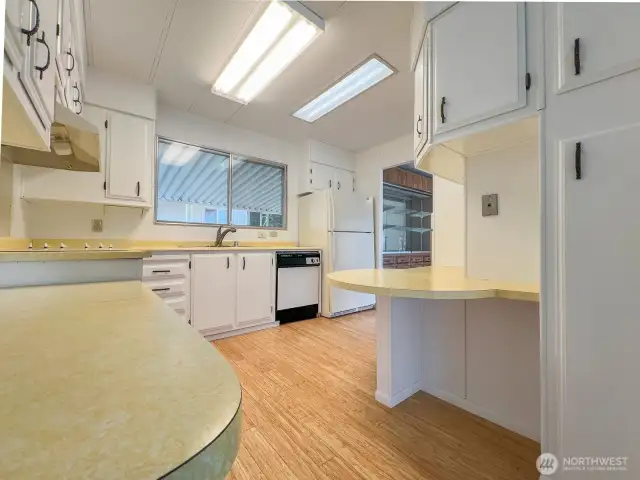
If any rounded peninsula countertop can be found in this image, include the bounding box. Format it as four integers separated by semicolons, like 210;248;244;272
0;281;241;479
328;266;539;302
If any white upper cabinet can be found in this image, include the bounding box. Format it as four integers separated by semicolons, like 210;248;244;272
26;0;57;122
413;35;428;157
431;2;526;136
309;162;334;191
333;167;355;193
236;253;274;328
553;3;640;94
105;110;154;205
192;254;237;334
5;0;32;61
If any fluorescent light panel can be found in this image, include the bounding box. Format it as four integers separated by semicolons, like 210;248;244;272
212;1;323;104
293;57;395;123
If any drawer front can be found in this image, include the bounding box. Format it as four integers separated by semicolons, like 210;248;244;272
143;262;189;280
396;255;411;264
144;278;188;296
383;256;396;266
410;255;424;264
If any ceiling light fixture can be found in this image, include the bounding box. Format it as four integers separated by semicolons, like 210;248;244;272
293;55;396;123
212;1;324;104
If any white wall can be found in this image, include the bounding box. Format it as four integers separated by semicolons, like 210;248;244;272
465;141;539;284
432;176;465;267
20;106;301;243
85;68;156;119
355;134;413;266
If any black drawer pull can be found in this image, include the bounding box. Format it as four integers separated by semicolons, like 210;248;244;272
152;287;170;292
152;270;171;273
574;38;581;76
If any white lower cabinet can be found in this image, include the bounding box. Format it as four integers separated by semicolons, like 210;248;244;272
142;255;191;325
192;252;275;337
236;253;275;328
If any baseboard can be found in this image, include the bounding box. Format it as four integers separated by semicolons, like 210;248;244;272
322;304;376;319
420;383;540;442
376;381;421;408
205;322;279;341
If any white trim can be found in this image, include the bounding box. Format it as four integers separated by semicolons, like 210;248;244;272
203;321;279;341
375;381;421;408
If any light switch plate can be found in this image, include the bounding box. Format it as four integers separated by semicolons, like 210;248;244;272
482;194;499;217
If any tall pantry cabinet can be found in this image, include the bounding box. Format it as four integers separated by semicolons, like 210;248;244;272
542;3;640;471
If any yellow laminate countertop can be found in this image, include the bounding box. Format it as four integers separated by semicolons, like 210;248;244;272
146;246;321;253
327;266;539;302
0;281;241;479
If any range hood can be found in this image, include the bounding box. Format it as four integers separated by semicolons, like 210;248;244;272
3;102;100;172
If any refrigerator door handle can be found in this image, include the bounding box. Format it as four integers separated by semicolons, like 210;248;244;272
328;191;335;232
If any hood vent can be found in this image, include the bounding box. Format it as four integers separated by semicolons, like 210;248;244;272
3;102;100;172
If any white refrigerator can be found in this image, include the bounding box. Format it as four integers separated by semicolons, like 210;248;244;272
298;189;375;317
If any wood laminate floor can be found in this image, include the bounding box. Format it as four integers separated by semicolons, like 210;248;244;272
214;311;540;480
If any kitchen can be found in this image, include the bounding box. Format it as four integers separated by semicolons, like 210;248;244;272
1;1;640;480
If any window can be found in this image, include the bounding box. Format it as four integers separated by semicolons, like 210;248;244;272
155;138;286;228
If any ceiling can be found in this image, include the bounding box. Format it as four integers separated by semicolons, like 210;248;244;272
84;1;414;152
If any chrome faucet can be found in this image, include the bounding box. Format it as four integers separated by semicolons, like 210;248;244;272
214;226;237;247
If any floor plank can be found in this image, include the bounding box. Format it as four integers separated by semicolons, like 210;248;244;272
217;311;540;480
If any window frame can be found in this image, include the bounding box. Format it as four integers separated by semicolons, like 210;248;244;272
154;136;288;230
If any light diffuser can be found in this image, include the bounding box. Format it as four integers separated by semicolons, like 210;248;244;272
212;1;324;104
293;56;396;123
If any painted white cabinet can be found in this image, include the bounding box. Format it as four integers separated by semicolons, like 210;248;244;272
105;110;153;205
306;162;355;193
236;253;275;328
554;3;640;94
413;35;428;157
191;254;236;334
333;167;355;193
431;2;526;136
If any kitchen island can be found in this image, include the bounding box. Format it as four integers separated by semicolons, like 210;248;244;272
328;266;541;441
0;281;241;479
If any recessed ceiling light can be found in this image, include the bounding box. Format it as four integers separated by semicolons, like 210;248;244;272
212;1;324;104
293;56;396;123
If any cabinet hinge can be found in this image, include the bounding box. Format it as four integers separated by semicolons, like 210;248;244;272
56;24;60;36
103;181;106;191
525;73;531;91
575;142;582;180
104;120;108;128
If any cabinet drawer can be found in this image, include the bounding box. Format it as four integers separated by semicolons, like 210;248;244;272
143;263;188;280
144;278;187;297
164;295;188;312
410;255;425;264
396;255;411;264
383;256;396;266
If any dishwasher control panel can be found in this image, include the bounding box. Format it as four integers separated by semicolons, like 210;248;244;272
276;251;321;268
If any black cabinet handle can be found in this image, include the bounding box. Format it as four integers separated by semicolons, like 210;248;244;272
72;82;80;102
575;142;582;180
440;96;446;124
74;100;82;115
152;269;170;273
242;257;246;270
416;115;422;136
136;181;140;197
337;181;341;190
329;179;332;188
35;31;50;80
226;257;230;269
574;38;581;76
66;48;75;76
151;287;170;292
21;0;40;46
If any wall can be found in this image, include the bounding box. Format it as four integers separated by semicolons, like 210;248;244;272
432;176;465;267
85;68;156;119
465;141;539;284
0;157;13;236
19;106;301;243
355;134;413;265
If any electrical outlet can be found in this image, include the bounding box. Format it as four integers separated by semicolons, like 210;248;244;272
482;194;499;217
91;219;104;232
257;231;267;239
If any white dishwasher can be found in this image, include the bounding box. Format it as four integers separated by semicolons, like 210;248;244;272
276;251;321;323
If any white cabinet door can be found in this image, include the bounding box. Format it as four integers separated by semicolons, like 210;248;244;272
333;168;355;193
432;2;526;136
413;37;427;156
560;123;640;462
310;162;334;191
554;3;640;94
5;0;33;62
106;110;153;204
236;253;274;328
26;0;58;122
192;254;236;333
